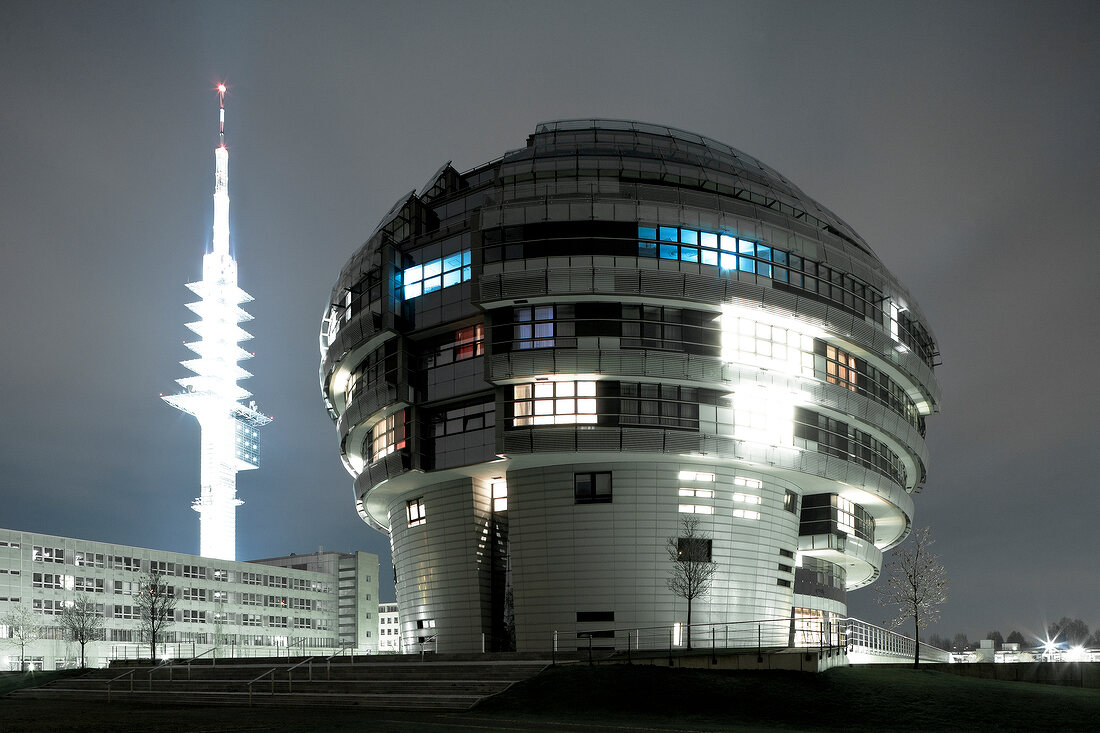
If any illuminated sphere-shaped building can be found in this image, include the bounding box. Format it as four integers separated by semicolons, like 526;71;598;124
319;120;939;653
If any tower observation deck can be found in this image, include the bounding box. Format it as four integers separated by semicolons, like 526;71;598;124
164;83;270;561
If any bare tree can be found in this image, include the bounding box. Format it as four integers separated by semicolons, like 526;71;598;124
876;526;948;667
60;595;105;668
2;606;41;671
667;515;716;650
135;570;177;661
1047;617;1090;647
1005;630;1027;647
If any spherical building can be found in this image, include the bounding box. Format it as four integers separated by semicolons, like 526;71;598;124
319;120;939;653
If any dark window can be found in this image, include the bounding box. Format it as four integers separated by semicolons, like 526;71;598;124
784;490;799;514
576;611;615;623
574;472;612;504
676;538;712;563
779;548;794;559
777;579;792;588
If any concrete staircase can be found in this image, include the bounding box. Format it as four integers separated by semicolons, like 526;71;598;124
7;653;552;711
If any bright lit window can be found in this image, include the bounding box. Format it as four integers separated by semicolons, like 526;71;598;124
678;470;715;482
407;497;426;527
513;381;597;426
370;410;407;461
733;476;763;489
733;493;763;505
678;504;714;514
491;480;508;512
732;509;761;520
720;311;815;376
678;488;715;498
733;387;796;446
402;250;471;300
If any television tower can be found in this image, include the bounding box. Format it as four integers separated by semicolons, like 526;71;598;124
164;83;270;561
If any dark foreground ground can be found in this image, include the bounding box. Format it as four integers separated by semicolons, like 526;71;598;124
3;664;1100;732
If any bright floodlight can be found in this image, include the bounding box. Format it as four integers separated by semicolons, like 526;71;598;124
163;86;269;561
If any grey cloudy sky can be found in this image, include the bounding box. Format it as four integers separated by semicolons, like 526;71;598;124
2;0;1097;641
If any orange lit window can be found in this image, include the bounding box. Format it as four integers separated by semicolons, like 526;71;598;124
825;345;858;391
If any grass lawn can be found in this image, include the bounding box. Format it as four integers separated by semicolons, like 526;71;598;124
2;664;1099;731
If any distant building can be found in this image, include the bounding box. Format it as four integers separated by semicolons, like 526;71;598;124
319;120;940;653
378;602;400;653
0;527;378;670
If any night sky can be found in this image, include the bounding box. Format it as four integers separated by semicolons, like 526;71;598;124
2;1;1097;642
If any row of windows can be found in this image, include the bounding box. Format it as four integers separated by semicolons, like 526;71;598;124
496;303;719;355
494;304;924;433
799;494;876;542
400;250;472;300
793;408;907;487
638;225;884;325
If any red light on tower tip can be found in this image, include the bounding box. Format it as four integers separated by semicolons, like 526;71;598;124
217;83;227;93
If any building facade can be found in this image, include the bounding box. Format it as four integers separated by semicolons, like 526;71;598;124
318;120;939;653
0;528;378;670
378;602;400;652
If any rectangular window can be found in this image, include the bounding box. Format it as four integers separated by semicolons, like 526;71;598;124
241;572;263;585
114;605;139;620
732;493;762;505
574;472;612;504
825;344;858;392
407;497;427;527
784;490;799;514
181;565;206;579
369;410;407;461
149;560;174;576
74;552;105;568
33;546;64;563
678;504;714;514
514;306;557;349
513;381;597;426
576;611;615;623
676;538;712;563
678;488;714;498
74;577;104;593
32;573;64;589
402;249;471;300
491;480;508;512
732;509;761;520
678;470;715;482
182;610;206;624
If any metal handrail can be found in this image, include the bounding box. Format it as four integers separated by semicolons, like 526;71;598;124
184;646;218;679
106;668;135;702
286;656;315;693
247;667;278;706
324;643;354;680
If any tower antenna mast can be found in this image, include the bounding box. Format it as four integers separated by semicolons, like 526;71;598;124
163;82;271;561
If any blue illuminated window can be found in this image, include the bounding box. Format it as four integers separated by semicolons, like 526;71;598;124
637;224;777;278
402;250;472;300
